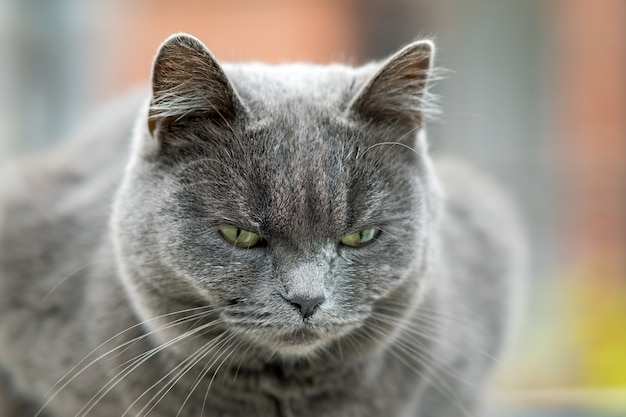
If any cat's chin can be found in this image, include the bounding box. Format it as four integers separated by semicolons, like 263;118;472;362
236;323;357;360
234;328;324;359
272;340;328;359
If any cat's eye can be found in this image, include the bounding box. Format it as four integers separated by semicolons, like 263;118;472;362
340;228;380;248
219;226;261;248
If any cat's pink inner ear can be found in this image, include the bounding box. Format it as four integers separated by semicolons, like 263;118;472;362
147;33;243;136
348;41;435;128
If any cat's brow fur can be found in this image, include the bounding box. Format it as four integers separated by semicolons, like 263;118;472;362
0;33;525;417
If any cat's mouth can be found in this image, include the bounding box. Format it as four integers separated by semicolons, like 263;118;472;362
241;321;323;345
219;302;368;357
222;319;333;357
239;319;364;359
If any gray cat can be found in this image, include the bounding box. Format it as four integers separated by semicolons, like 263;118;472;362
0;34;525;417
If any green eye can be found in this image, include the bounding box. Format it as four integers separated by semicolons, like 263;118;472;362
219;226;261;248
340;228;380;248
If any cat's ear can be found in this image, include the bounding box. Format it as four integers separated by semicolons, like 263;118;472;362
147;33;245;135
348;41;435;128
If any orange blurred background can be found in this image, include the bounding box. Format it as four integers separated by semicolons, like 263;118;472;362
1;0;625;414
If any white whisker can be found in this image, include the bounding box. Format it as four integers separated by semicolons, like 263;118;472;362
38;305;216;417
74;320;221;417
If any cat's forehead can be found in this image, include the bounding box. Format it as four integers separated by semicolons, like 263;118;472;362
233;121;409;242
223;62;374;114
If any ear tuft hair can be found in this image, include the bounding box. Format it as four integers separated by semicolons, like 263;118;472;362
348;41;441;128
148;33;244;135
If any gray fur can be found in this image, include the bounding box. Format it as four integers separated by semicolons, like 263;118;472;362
0;34;525;417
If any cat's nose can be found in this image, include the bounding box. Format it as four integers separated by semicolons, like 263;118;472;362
287;294;325;319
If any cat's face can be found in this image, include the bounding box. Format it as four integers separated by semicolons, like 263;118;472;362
113;34;440;361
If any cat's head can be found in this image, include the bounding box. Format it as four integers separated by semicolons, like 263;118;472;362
112;34;441;362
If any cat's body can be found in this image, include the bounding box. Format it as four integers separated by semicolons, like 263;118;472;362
0;35;524;417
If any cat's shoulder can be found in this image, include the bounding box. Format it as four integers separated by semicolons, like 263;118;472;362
0;88;145;207
433;156;526;272
434;156;521;230
0;88;146;268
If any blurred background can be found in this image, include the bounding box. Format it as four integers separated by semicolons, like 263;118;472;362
0;0;624;415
